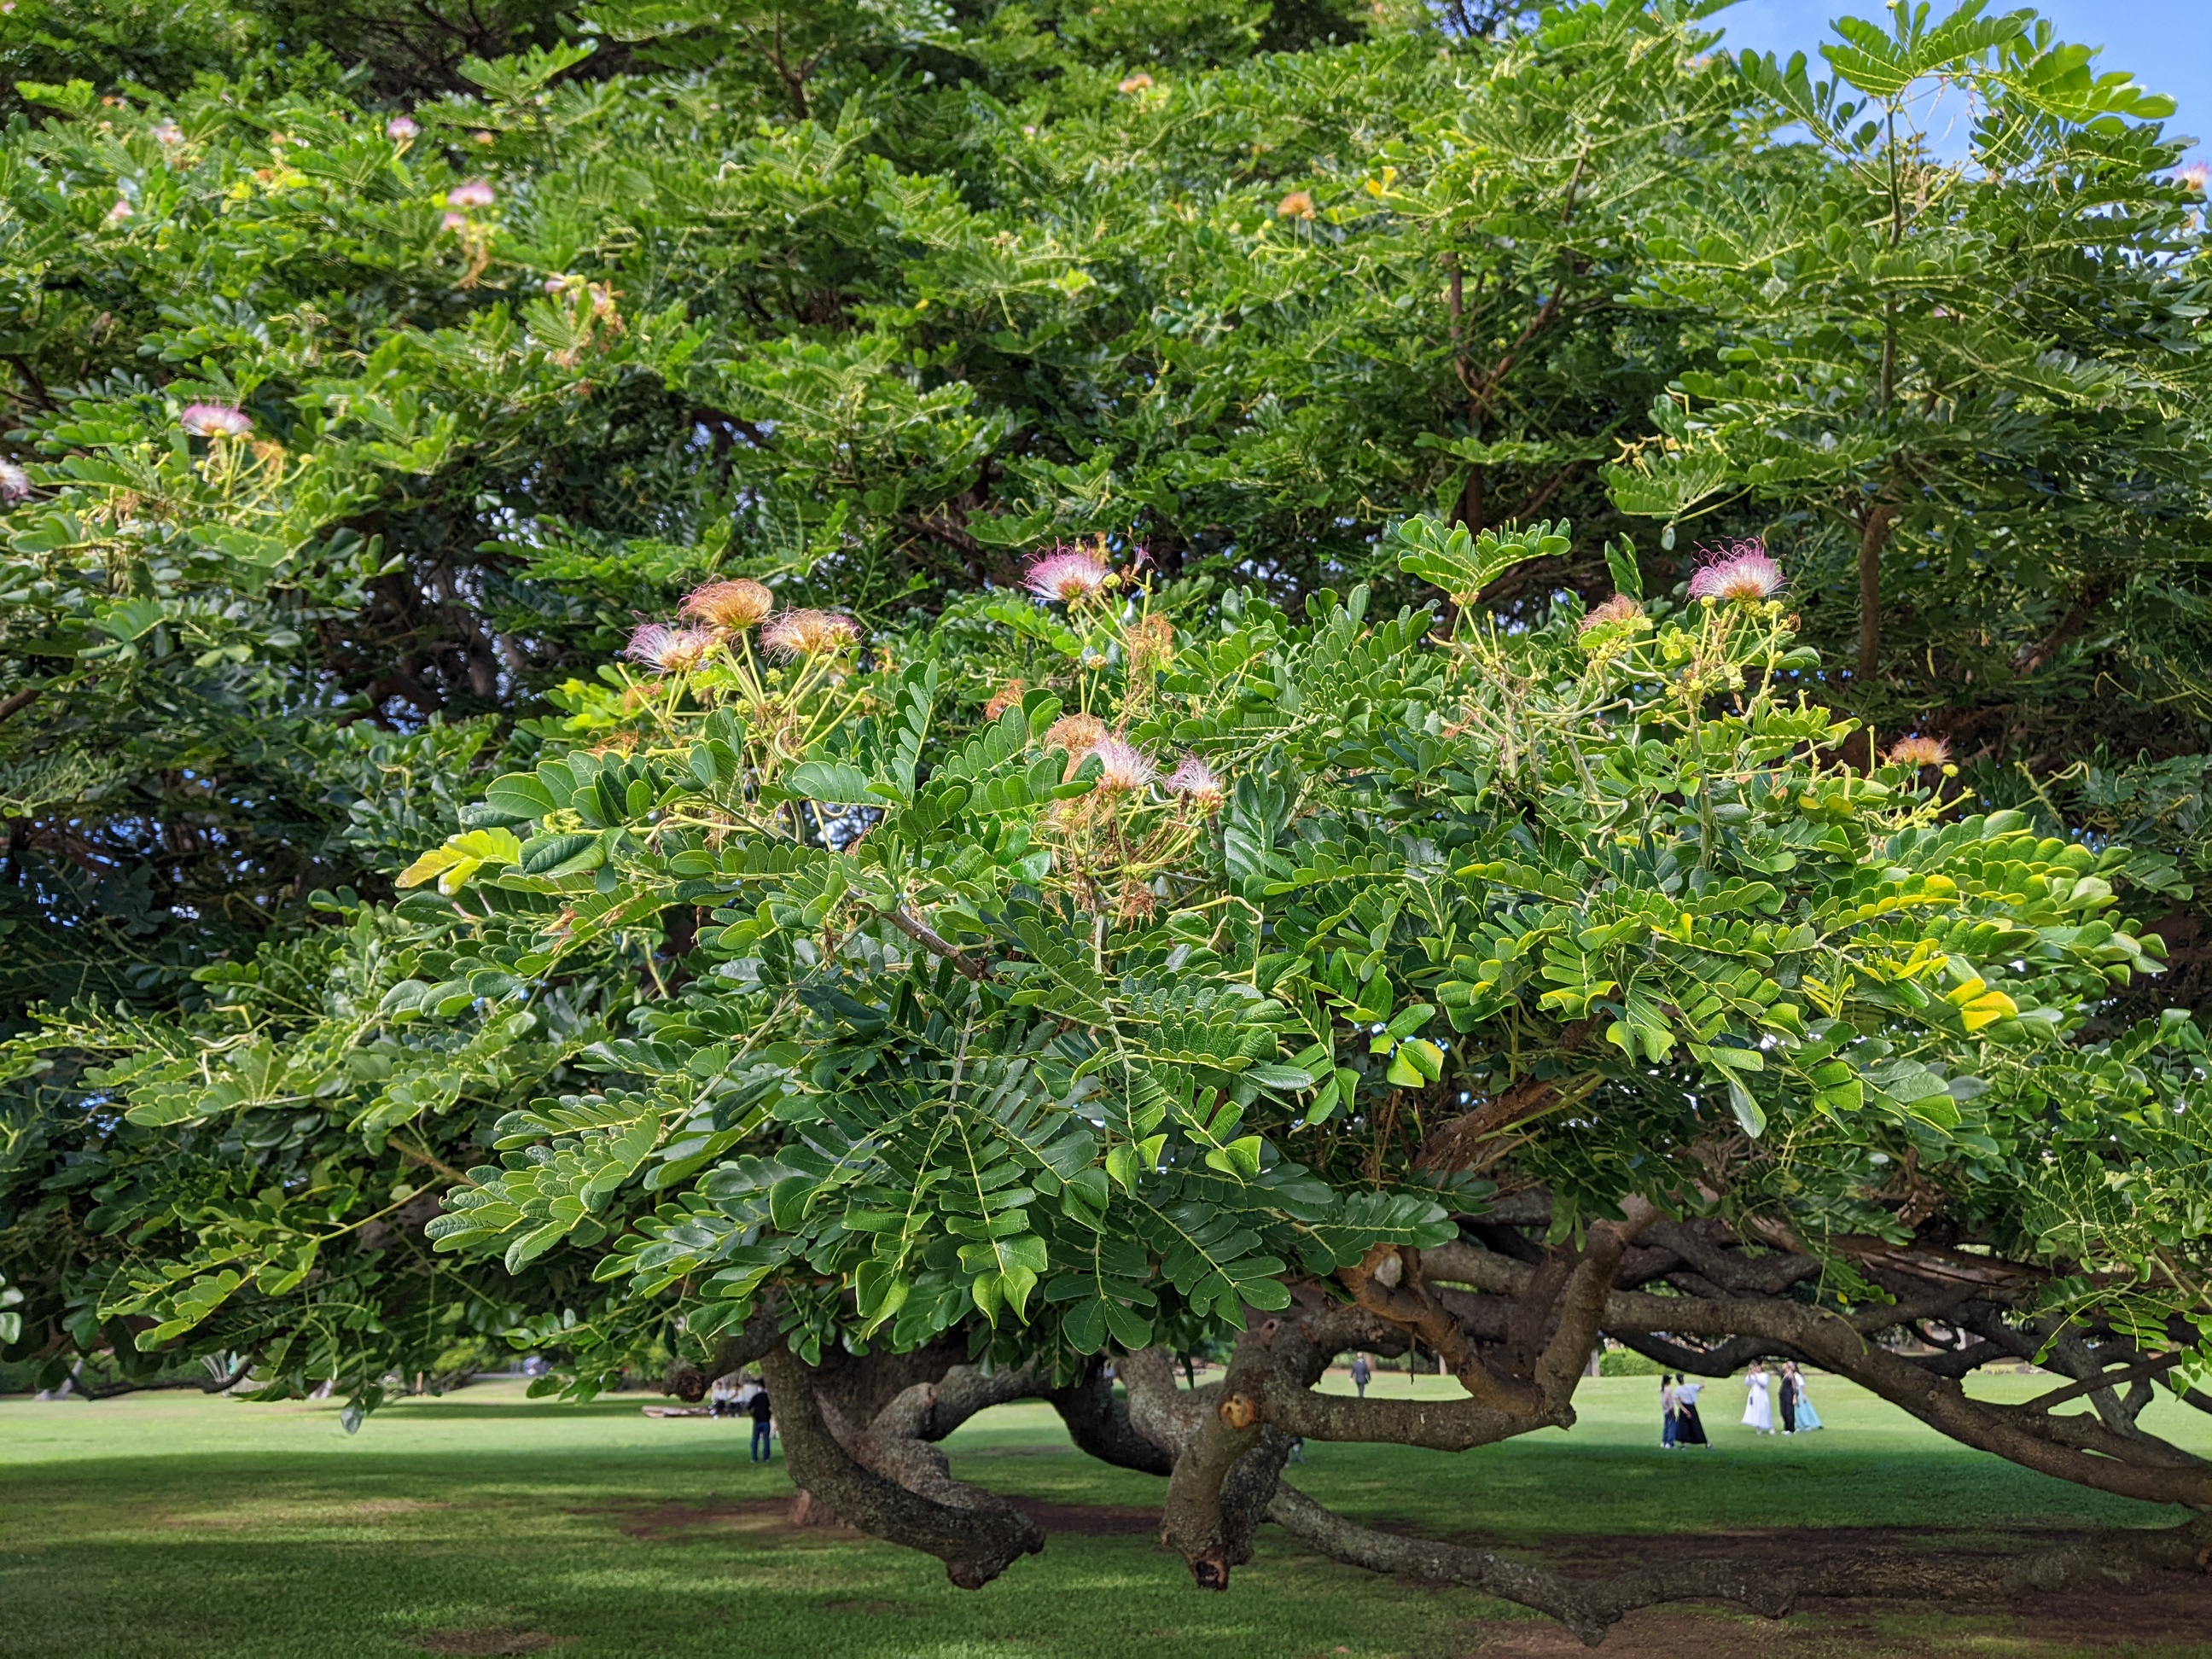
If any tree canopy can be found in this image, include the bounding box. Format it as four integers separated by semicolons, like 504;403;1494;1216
2;0;2209;1639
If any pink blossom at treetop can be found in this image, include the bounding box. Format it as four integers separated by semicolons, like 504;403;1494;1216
1887;734;1951;768
387;115;420;141
760;609;860;660
446;180;495;209
1087;736;1156;792
179;404;253;439
1023;545;1110;602
2175;161;2210;193
625;623;717;674
1579;593;1644;633
1167;754;1223;806
1686;538;1784;603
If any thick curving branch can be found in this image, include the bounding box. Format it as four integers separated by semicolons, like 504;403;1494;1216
760;1342;1045;1588
1268;1482;2212;1649
1048;1359;1175;1476
1268;1481;1793;1647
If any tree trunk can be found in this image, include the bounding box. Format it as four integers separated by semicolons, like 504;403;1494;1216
1856;504;1898;678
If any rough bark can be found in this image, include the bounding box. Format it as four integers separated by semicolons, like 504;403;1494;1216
760;1342;1045;1588
1048;1361;1175;1476
1269;1482;2212;1649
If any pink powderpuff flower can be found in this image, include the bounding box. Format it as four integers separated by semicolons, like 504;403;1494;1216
2174;161;2210;193
1167;754;1223;808
681;579;776;632
1023;545;1110;602
1578;593;1644;634
387;115;420;142
625;623;717;674
1087;736;1156;792
0;459;30;502
760;609;860;660
179;403;253;439
153;120;183;146
1687;539;1784;604
440;211;469;234
446;179;495;209
1887;734;1950;768
106;197;133;224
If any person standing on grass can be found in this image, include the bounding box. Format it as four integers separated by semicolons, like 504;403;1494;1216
1675;1377;1709;1446
1791;1367;1824;1432
748;1384;774;1463
1742;1362;1776;1434
1350;1353;1373;1399
1778;1361;1800;1434
1660;1374;1679;1449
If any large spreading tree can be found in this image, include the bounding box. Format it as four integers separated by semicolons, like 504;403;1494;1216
2;0;2209;1643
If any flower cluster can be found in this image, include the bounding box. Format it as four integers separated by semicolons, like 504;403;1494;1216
179;404;253;439
387;115;419;142
1687;539;1784;603
447;180;496;210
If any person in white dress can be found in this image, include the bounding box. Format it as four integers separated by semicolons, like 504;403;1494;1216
1742;1362;1776;1433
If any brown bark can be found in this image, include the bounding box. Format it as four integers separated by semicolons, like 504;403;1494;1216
1855;503;1899;678
1416;1047;1596;1173
760;1343;1045;1588
1269;1481;2211;1649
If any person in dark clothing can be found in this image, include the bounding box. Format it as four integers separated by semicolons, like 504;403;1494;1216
748;1387;774;1462
1778;1362;1799;1434
1674;1379;1709;1446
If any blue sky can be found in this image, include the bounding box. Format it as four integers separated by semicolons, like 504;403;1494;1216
1707;0;2209;164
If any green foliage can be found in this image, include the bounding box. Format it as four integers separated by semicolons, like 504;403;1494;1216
0;0;2206;1427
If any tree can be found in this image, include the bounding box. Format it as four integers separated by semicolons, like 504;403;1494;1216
3;0;2209;1643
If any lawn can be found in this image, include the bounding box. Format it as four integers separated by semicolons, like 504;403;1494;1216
2;1370;2208;1659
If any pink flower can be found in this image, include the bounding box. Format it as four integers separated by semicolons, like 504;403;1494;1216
0;459;30;502
625;623;717;673
440;212;468;233
2175;161;2210;193
179;403;253;439
681;579;775;632
1579;593;1644;634
760;609;859;660
446;179;495;209
1167;754;1223;807
1023;545;1110;602
387;115;419;142
1687;539;1784;603
153;120;183;146
1887;735;1950;768
1088;736;1156;792
106;197;132;224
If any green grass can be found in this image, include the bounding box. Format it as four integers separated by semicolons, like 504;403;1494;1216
2;1371;2208;1659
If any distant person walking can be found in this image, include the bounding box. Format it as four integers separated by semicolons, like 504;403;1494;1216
1675;1378;1709;1446
1350;1353;1373;1399
1742;1362;1776;1434
748;1384;774;1462
1778;1361;1799;1434
1660;1374;1679;1448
